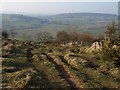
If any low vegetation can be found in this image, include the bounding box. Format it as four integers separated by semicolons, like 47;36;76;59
1;22;120;89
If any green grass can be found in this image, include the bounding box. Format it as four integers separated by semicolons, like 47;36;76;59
2;39;120;89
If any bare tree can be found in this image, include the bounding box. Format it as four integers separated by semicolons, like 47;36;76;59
79;33;94;45
36;31;53;43
68;31;79;43
56;31;70;44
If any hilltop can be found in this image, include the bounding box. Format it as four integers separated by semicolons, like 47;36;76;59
2;38;119;89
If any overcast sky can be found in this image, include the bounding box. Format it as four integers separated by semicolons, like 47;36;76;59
1;2;118;15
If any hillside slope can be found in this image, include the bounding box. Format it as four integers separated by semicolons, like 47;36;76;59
1;13;118;39
2;14;49;30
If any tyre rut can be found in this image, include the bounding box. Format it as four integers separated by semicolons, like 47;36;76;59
45;53;82;90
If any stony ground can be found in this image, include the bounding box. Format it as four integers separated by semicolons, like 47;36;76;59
1;39;120;89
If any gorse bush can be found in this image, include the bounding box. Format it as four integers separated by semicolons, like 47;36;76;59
101;46;119;62
101;21;120;67
2;31;9;39
112;35;120;66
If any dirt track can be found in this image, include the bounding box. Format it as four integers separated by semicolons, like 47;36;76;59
45;53;82;90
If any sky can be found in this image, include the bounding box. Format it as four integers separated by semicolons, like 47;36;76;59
1;2;119;15
0;0;119;2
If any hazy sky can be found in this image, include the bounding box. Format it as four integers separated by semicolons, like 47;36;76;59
1;2;118;15
0;0;119;2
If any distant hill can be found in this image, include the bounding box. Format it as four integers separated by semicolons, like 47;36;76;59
44;13;117;33
50;13;117;24
2;14;49;30
1;13;118;39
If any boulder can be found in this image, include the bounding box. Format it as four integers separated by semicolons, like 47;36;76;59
87;41;102;52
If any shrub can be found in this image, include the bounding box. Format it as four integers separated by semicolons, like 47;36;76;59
2;31;9;39
101;22;120;67
55;47;62;51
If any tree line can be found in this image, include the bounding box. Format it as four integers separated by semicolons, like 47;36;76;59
1;29;98;45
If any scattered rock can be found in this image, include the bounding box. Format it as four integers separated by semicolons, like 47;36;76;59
64;53;78;59
109;68;118;77
2;43;13;51
97;66;109;75
3;67;21;73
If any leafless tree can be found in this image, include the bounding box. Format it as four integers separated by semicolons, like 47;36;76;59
79;33;94;45
68;31;79;42
36;31;53;43
56;31;70;44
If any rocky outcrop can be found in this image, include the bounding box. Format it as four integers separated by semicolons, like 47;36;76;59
87;41;103;52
